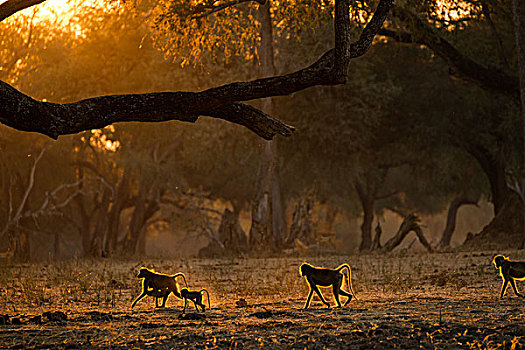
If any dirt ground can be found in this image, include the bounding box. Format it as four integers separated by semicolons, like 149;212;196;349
1;250;525;349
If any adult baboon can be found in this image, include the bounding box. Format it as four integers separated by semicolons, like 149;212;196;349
300;262;357;309
131;268;188;308
493;255;525;299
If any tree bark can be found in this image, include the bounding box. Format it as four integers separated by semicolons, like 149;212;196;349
463;190;524;249
438;195;479;248
198;208;246;257
89;189;110;257
123;179;149;254
513;0;525;249
371;221;382;250
249;0;285;250
218;208;247;253
285;196;313;247
104;170;129;254
464;144;508;215
14;231;31;263
355;181;374;251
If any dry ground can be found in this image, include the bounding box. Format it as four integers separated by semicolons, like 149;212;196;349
1;251;525;349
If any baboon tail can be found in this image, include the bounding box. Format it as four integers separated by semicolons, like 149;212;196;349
200;289;211;309
172;273;188;288
337;264;358;301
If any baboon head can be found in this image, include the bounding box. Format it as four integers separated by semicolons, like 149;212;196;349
137;267;151;278
493;255;506;269
299;263;312;277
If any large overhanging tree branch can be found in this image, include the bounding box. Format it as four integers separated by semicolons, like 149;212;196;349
379;7;519;100
0;0;45;22
0;0;394;140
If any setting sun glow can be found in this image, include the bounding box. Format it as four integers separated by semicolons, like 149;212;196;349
2;0;114;36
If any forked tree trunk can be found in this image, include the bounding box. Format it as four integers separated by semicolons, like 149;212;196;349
438;194;479;248
381;214;433;253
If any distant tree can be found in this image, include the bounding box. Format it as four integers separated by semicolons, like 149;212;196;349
276;35;489;251
368;0;522;248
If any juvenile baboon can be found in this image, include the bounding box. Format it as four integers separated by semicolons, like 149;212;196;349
493;255;525;299
131;268;188;308
300;262;357;309
180;288;211;313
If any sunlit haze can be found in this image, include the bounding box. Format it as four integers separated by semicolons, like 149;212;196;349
2;0;113;35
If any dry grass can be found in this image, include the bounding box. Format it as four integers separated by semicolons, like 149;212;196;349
1;251;525;349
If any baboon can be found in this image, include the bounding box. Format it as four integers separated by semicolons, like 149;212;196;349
493;255;525;299
180;288;211;313
300;262;357;309
131;268;188;308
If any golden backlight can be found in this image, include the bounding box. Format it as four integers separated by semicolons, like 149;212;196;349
435;0;474;22
1;0;114;36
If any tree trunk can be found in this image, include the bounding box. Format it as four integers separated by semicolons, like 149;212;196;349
381;214;433;253
54;232;60;260
199;208;246;257
465;144;508;215
104;170;129;254
123;179;148;254
219;208;247;253
371;221;382;250
438;194;479;248
285;196;313;247
11;230;31;263
136;199;160;256
463;190;525;249
248;0;284;250
89;189;110;257
513;0;525;249
355;181;374;251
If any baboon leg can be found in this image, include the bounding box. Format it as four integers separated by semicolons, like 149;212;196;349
311;284;330;307
339;289;353;306
160;293;169;307
500;280;509;299
509;279;524;298
183;298;188;313
332;284;342;307
332;276;344;307
197;302;206;312
304;289;314;309
131;293;147;308
192;300;199;311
